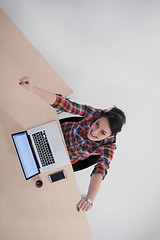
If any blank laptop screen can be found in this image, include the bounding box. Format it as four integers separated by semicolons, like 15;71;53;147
12;132;40;180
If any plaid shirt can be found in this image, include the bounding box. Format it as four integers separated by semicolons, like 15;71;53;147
51;94;116;179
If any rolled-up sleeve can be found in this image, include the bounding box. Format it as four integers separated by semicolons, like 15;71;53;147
90;145;116;180
50;94;101;117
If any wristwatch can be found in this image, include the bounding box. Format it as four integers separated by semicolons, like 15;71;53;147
85;198;93;206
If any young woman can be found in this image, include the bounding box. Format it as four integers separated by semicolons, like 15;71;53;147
19;76;126;212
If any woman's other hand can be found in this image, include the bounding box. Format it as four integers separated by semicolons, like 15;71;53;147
76;198;93;212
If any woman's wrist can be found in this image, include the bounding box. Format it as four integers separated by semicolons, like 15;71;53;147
28;84;36;92
85;198;93;206
82;195;94;205
86;193;94;202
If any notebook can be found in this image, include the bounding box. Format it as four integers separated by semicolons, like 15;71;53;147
11;121;69;180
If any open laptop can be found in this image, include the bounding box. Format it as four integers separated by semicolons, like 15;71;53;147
11;121;69;180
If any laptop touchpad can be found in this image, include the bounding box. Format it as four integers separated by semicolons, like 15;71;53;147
50;137;64;152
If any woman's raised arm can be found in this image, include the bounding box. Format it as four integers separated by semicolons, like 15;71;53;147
19;76;56;105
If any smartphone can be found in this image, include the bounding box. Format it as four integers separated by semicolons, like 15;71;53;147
48;170;67;183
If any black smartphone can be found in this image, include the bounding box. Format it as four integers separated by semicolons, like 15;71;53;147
48;170;67;183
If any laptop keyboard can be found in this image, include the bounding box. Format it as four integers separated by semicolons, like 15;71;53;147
32;130;55;167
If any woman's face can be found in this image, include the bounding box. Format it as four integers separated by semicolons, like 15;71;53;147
87;117;113;141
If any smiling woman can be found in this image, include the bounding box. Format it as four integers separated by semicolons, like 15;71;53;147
19;76;126;212
88;117;112;141
88;118;110;140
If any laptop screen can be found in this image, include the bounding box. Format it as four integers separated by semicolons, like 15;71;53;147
12;132;40;180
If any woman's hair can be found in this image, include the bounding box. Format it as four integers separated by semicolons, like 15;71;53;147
101;106;126;136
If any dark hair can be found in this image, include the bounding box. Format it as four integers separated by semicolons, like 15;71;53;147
101;106;126;136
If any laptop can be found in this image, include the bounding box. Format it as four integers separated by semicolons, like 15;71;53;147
11;121;69;180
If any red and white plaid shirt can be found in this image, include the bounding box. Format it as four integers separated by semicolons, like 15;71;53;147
51;94;116;179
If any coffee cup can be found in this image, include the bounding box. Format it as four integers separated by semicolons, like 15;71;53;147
35;179;43;188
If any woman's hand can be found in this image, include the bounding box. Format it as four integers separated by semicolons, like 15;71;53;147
76;198;93;212
19;76;33;91
76;174;103;212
